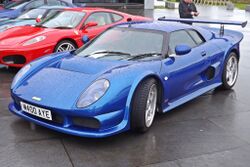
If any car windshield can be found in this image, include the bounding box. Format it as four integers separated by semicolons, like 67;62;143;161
4;0;28;9
75;27;164;61
17;8;47;19
36;10;85;29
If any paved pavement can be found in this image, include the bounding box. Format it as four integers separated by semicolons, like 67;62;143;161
0;6;250;167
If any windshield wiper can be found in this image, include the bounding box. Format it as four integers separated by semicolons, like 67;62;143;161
128;53;162;60
53;26;72;29
35;25;47;28
88;51;131;56
18;18;34;20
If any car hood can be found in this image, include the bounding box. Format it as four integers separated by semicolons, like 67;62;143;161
14;55;134;109
0;26;60;46
0;19;35;32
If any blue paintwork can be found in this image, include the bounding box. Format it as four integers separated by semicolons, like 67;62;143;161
158;17;248;28
175;44;192;55
0;0;75;19
9;20;246;138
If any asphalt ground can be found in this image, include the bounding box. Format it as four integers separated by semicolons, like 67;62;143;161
0;5;250;167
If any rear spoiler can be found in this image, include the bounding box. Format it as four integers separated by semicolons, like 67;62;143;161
158;17;248;36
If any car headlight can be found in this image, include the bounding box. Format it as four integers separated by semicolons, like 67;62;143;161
11;64;31;89
23;36;46;46
77;79;110;108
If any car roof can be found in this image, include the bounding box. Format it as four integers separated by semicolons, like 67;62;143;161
117;21;193;33
37;5;69;9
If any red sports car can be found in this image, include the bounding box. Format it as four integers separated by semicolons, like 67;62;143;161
0;7;151;67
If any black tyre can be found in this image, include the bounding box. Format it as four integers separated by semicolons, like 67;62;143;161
131;78;158;132
221;52;239;90
54;40;77;53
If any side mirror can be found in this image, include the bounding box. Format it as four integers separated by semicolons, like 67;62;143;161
82;35;89;44
175;44;192;55
127;18;132;22
83;22;98;30
36;15;42;23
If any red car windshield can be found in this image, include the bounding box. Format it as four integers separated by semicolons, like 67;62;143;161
36;10;85;29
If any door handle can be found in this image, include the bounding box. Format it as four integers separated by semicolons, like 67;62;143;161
201;51;207;57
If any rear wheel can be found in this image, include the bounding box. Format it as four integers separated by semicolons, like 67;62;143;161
131;78;158;132
221;52;239;90
54;40;77;53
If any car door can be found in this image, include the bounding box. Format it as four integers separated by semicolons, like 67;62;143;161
161;29;211;104
186;29;225;84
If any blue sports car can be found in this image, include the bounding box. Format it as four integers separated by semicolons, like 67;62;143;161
0;6;68;32
9;19;247;138
0;0;75;20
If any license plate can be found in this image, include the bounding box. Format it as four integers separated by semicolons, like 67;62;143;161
20;102;52;121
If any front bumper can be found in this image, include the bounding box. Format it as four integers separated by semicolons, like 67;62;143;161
0;44;55;68
9;99;129;138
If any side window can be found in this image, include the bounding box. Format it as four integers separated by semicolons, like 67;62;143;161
44;10;59;19
24;0;44;10
187;30;205;45
85;12;113;27
168;30;197;55
60;1;68;6
111;13;123;23
47;0;63;5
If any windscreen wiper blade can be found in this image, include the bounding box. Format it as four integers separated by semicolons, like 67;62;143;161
53;26;72;29
128;53;162;60
35;25;47;28
89;51;131;56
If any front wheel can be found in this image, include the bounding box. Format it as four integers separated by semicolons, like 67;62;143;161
131;78;158;132
221;52;239;90
54;40;77;53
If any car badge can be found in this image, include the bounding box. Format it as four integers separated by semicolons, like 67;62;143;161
32;96;42;101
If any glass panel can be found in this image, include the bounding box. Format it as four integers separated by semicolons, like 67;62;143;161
75;28;164;61
86;12;112;26
18;8;47;19
112;13;123;22
169;30;196;54
4;0;29;9
187;30;205;45
37;11;85;29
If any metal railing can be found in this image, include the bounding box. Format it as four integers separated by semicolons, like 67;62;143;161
193;0;229;5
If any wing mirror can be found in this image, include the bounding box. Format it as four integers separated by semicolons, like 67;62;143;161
35;15;43;23
175;44;192;55
83;22;98;30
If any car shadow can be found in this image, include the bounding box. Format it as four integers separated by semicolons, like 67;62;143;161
8;88;237;145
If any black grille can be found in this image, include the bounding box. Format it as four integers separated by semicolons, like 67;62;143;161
72;117;100;129
2;55;26;65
